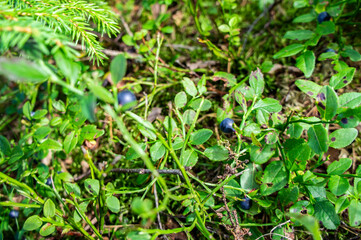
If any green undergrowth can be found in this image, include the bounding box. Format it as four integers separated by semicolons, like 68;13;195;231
1;0;361;239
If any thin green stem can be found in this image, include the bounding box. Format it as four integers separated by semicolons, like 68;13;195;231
71;194;103;239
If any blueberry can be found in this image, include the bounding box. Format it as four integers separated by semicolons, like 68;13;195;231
46;178;52;186
9;210;19;218
117;90;136;110
325;48;336;53
220;118;235;133
239;196;252;210
317;12;331;24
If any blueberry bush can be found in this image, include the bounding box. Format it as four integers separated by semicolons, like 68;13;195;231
1;0;361;239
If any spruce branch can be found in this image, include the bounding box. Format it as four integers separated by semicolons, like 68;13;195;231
0;0;120;63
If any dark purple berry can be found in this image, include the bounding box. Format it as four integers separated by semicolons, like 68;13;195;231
325;48;336;53
317;12;331;24
239;196;252;210
9;210;19;218
220;118;235;133
46;178;52;186
117;90;137;110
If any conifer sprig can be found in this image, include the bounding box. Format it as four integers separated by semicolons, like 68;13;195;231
1;0;120;64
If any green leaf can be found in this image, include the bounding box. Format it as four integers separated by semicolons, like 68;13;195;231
172;137;184;150
287;123;303;138
316;21;335;35
50;116;62;127
0;135;11;155
327;158;352;176
197;75;207;95
293;13;316;23
329;128;358;149
161;26;173;34
290;200;314;215
79;125;105;144
74;202;89;223
150;141;166;162
329;67;355;90
23;215;42;231
293;0;308;8
40;139;63;151
64;183;81;197
249;68;264;97
174;91;187;108
126;143;147;160
163;116;178;134
284;30;314;40
138;123;157;140
52;100;66;112
126;112;156;132
84;179;100;196
34;126;51;141
64;131;79;154
213;72;237;87
0;57;49;83
110;54;127;85
284;138;312;171
87;82;114;104
122;35;134;46
189;129;213;145
236;83;255;100
260;161;288;196
183;109;196;125
243;123;261;137
339;92;361;108
318;51;338;61
126;231;151;240
295;80;322;99
328;175;349;196
273;44;304;59
81;94;96;122
106;196;120;213
32;109;48;119
256;109;269;125
337;111;360;128
349;199;361;227
342;49;361;62
180;149;198;167
131;197;153;215
278;186;299;206
8;145;23;164
39;223;56;236
43;199;56;218
316;86;338;120
307;124;328;154
204;145;229;161
287;213;321;240
240;163;259;191
189;98;212;111
250;144;275;164
182;77;197;97
254;98;282;113
53;50;80;85
57;172;73;182
335;196;350;213
218;24;230;32
23;101;32;120
314;198;340;230
224;179;242;197
296;50;315;78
